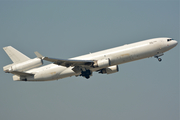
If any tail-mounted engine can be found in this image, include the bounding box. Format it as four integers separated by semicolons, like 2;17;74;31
99;65;119;74
3;58;43;73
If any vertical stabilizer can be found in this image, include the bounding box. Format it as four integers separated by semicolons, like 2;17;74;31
3;46;30;63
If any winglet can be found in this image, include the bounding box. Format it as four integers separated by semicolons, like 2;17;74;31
34;51;44;59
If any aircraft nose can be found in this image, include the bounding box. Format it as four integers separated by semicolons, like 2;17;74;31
169;40;178;49
173;40;178;46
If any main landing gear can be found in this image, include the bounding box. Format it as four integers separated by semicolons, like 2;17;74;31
154;53;164;62
22;78;27;81
80;70;92;79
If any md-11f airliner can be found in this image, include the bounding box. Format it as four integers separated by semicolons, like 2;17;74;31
3;37;178;81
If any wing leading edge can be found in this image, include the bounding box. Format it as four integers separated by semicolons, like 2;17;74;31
34;51;94;67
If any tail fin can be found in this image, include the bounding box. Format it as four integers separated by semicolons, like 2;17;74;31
3;46;30;63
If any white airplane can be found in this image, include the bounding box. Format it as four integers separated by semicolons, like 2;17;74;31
3;37;178;81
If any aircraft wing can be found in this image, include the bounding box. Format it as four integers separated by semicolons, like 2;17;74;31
34;51;94;67
43;57;94;67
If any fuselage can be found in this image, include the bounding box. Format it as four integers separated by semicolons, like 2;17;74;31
13;37;178;81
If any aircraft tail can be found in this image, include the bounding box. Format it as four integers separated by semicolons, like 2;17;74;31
3;46;30;63
3;46;43;78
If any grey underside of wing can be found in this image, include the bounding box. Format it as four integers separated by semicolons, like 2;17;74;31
43;57;94;67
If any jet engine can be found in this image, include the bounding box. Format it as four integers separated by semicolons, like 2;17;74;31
3;58;43;73
99;65;119;74
93;58;110;68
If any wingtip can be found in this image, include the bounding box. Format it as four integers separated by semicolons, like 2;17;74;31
3;46;12;50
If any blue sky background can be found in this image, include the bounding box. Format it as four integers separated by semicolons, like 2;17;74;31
0;1;179;120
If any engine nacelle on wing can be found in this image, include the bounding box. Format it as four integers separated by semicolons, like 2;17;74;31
4;58;43;72
99;65;119;74
93;58;110;68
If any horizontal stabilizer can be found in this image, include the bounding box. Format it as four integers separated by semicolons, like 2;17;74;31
34;51;44;59
11;71;34;77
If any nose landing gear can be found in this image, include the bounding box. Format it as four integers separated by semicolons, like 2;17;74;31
158;58;162;62
154;53;164;62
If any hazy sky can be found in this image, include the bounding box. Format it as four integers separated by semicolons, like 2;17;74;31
0;1;179;120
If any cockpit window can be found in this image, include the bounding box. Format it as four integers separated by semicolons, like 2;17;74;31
167;39;173;42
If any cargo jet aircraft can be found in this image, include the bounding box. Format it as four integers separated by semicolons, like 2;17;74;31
3;37;178;81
